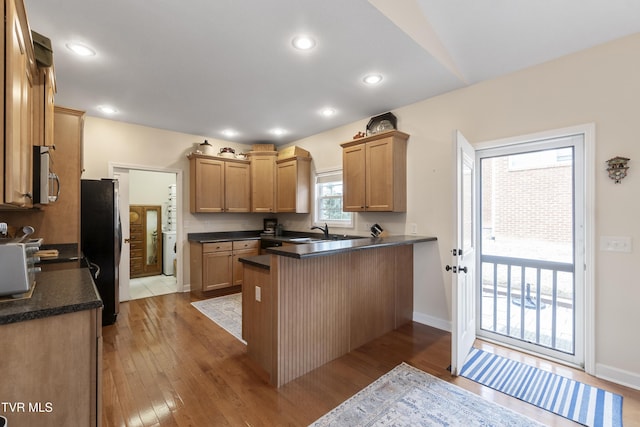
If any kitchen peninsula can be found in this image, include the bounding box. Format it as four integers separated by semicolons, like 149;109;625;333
240;235;436;387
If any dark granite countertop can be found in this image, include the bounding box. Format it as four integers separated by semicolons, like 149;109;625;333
38;243;81;264
238;254;271;270
0;268;103;325
187;230;361;244
266;235;437;259
188;230;263;243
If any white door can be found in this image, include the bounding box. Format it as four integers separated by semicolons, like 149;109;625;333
451;131;477;375
113;168;131;302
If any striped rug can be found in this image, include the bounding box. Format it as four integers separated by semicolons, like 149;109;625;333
460;347;623;427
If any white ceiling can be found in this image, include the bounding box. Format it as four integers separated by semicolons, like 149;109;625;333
24;0;640;145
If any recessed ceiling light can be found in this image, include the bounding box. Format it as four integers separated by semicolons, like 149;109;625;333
66;42;96;57
221;129;238;138
270;128;287;136
97;105;117;114
320;107;336;117
292;35;316;50
363;74;383;85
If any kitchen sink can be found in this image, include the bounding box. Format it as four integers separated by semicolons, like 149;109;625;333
288;237;323;242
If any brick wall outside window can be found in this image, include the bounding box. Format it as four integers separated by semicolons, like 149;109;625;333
482;156;572;245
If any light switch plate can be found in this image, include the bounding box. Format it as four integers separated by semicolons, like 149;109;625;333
600;236;632;253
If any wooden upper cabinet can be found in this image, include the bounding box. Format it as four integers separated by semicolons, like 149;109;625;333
249;151;277;213
276;156;311;213
2;0;37;208
224;161;250;213
33;66;56;147
341;130;409;212
188;154;250;213
190;156;224;212
342;143;366;211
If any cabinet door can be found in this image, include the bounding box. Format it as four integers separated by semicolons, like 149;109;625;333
233;247;260;286
202;251;233;291
365;138;395;211
4;0;33;207
224;161;250;212
276;159;297;213
192;158;224;212
33;67;56;147
250;154;276;212
342;144;366;211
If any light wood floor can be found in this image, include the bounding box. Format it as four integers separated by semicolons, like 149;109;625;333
102;292;640;426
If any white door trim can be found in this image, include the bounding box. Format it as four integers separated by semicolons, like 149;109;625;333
474;123;595;374
108;162;185;294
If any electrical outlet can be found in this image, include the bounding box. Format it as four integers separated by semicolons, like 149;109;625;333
600;236;632;253
410;223;418;235
255;286;261;302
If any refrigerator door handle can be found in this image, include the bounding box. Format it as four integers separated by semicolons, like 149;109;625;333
89;261;101;279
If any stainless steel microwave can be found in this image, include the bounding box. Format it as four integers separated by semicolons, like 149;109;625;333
33;146;59;204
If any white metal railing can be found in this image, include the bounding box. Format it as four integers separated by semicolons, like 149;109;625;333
480;254;575;353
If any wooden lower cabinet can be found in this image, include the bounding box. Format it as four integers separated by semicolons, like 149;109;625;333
190;239;259;294
232;240;260;286
202;243;233;291
0;308;102;427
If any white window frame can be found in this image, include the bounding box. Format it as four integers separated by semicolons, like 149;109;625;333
313;168;353;228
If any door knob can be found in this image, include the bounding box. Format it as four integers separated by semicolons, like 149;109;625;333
459;266;468;273
445;265;457;273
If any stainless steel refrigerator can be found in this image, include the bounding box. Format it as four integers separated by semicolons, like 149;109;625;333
81;179;122;325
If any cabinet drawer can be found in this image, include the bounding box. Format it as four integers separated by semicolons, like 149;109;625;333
232;239;260;250
203;241;233;253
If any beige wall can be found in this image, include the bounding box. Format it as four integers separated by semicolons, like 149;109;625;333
82;33;640;388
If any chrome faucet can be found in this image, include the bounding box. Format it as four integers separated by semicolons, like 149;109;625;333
311;223;329;239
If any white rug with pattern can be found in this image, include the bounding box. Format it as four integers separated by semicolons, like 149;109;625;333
310;362;545;426
191;293;245;344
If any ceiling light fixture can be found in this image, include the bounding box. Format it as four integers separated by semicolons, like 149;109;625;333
221;129;238;138
270;128;287;136
97;105;117;114
320;107;336;117
292;35;316;51
66;42;96;57
362;74;383;85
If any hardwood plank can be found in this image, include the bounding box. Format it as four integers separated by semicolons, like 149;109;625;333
102;292;640;427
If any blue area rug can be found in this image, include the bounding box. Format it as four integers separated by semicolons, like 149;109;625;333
461;347;623;427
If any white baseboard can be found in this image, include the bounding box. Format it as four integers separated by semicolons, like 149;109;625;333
596;363;640;391
413;311;451;332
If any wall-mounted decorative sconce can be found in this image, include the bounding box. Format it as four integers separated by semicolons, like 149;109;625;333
606;156;630;183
